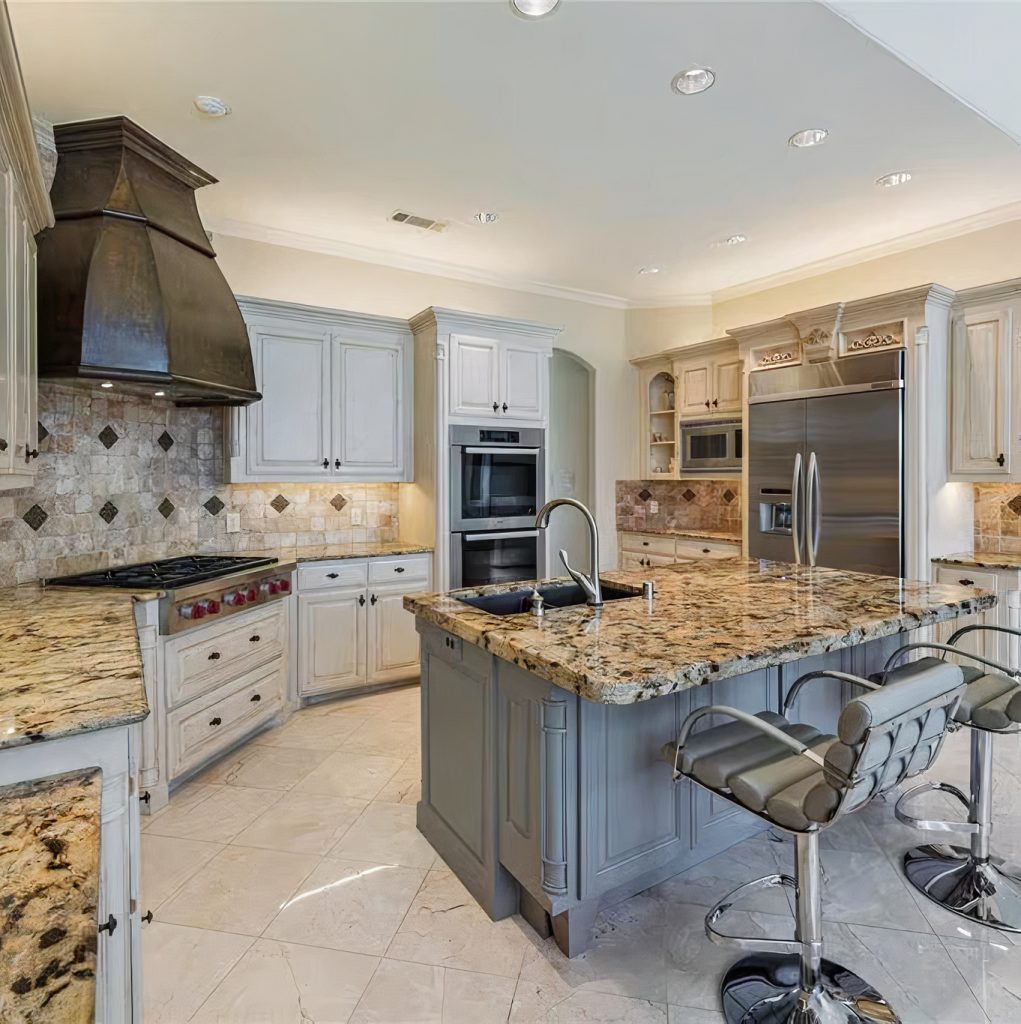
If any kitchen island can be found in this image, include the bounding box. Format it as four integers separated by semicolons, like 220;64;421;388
405;559;995;956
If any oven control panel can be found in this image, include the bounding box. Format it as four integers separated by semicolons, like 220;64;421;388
164;572;293;634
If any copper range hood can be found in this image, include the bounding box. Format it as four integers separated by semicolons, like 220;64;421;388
36;116;260;406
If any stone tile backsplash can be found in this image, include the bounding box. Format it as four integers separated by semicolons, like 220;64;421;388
616;479;741;535
0;383;399;587
973;483;1021;554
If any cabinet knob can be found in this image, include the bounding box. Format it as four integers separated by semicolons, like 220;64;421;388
997;453;1006;467
207;651;221;660
321;458;329;469
394;566;405;573
359;594;366;606
370;594;378;605
142;910;153;925
704;400;711;409
250;693;262;702
209;716;222;727
702;548;711;554
326;572;340;579
959;579;976;586
712;399;718;408
0;438;7;452
334;458;342;469
502;402;508;413
642;541;649;547
249;635;261;643
492;402;499;412
98;914;118;936
25;448;38;461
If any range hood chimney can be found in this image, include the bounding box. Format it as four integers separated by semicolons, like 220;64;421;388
36;116;260;406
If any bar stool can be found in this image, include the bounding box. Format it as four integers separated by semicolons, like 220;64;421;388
882;624;1021;932
663;662;965;1024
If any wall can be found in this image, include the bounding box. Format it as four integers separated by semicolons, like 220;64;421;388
973;484;1021;555
625;304;714;361
615;479;741;536
0;383;398;588
212;233;635;566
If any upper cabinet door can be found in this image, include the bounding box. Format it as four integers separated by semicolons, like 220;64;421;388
677;360;712;419
951;309;1012;476
450;334;501;417
712;357;743;415
501;344;546;421
0;171;15;480
334;339;404;478
247;326;332;477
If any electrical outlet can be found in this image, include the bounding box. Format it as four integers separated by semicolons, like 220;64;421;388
649;500;659;514
350;507;363;526
225;513;241;534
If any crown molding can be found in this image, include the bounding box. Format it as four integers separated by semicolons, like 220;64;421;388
952;276;1021;309
623;293;714;310
235;294;412;336
710;200;1021;305
206;217;631;311
409;305;561;344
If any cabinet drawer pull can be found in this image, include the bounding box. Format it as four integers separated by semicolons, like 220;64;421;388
334;458;342;469
702;548;711;554
209;716;222;727
959;578;976;586
25;448;38;461
326;572;340;579
370;594;378;605
642;541;649;547
249;634;261;643
502;402;508;413
492;401;499;412
359;594;366;606
0;438;7;452
712;398;718;408
142;910;153;925
394;566;405;573
704;400;711;409
207;651;221;660
321;458;329;469
98;914;118;936
250;693;262;702
997;453;1006;467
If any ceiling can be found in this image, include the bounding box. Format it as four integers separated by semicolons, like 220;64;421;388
12;0;1021;307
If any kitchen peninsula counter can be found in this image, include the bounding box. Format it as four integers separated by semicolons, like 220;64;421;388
407;559;993;958
405;560;993;705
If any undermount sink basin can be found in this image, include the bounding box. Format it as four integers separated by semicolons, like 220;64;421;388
457;580;639;616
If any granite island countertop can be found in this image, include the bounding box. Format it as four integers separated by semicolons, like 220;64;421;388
405;560;995;704
0;584;150;750
932;551;1021;571
0;769;101;1023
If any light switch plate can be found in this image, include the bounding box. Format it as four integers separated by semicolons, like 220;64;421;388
225;512;241;533
351;508;363;525
649;500;659;514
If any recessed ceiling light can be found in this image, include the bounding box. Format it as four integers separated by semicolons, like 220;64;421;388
712;234;747;248
789;128;828;148
876;170;912;188
474;211;499;224
671;67;716;96
193;95;231;118
100;381;113;389
510;0;560;18
637;266;661;275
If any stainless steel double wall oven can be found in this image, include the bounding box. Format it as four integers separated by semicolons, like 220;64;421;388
449;425;546;588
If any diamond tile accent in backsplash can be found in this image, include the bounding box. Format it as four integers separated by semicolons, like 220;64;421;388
330;493;348;512
0;382;402;587
203;495;225;516
974;484;1021;554
270;494;290;514
616;479;742;535
98;425;119;450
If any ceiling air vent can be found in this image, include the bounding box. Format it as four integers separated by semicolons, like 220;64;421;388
390;210;447;233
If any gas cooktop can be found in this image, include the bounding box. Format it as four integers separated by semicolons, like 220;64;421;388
47;554;278;590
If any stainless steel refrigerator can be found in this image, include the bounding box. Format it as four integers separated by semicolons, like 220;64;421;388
747;349;904;577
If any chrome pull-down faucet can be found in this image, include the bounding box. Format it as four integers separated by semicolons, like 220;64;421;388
535;498;603;607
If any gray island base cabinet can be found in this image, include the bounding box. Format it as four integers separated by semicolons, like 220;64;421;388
415;621;917;957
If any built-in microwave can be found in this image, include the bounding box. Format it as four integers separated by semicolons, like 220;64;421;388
680;420;742;472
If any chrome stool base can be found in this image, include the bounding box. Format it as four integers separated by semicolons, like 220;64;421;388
903;844;1021;932
721;953;901;1024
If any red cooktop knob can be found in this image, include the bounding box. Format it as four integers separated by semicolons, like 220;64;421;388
223;590;247;607
262;580;280;595
180;603;205;620
246;586;259;602
204;599;221;615
277;578;291;593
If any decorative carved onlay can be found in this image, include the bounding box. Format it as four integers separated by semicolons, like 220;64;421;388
839;319;905;357
539;696;569;897
752;345;800;371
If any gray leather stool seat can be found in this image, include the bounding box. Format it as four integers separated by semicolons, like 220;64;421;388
883;630;1021;933
665;662;966;1024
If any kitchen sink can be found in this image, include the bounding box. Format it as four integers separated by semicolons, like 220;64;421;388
457;581;639;616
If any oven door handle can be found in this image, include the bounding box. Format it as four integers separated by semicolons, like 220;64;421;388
462;447;540;455
464;530;540;542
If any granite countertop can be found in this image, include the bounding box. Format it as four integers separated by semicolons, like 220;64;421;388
405;560;995;705
0;769;101;1023
620;526;741;543
0;585;149;750
258;540;433;563
932;551;1021;571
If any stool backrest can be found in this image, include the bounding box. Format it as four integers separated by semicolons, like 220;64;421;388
804;662;964;824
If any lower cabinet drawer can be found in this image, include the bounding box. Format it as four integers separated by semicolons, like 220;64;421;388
620;532;676;557
166;660;285;781
935;566;999;594
298;561;369;591
368;555;431;586
166;604;287;710
675;539;741;560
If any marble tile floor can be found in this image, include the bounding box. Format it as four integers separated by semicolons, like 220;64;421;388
142;688;1021;1023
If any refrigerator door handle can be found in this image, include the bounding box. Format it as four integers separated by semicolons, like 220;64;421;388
806;451;821;567
791;452;803;565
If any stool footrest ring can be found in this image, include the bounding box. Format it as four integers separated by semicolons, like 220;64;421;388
704;873;800;954
894;781;978;835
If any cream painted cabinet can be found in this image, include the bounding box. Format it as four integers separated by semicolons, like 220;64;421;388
673;339;744;422
950;306;1014;477
297;554;432;698
229;299;413;483
933;562;1019;670
618;531;741;568
449;332;549;422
